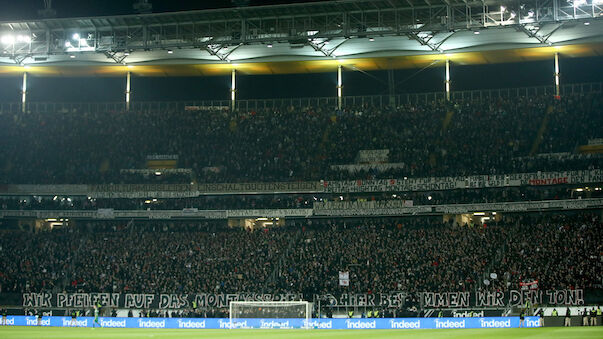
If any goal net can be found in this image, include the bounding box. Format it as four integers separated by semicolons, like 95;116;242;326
229;301;312;329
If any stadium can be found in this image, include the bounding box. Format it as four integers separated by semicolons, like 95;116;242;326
0;0;602;338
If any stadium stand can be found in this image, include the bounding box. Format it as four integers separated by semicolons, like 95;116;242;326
1;214;600;299
0;93;601;185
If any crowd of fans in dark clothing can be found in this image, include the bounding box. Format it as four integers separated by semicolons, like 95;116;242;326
0;214;600;298
0;93;600;185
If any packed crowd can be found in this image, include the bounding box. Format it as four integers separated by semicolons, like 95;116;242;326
0;93;600;184
0;213;600;298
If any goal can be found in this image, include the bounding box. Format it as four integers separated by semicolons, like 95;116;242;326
229;301;312;329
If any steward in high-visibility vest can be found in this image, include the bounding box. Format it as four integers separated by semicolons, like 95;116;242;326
374;310;379;318
367;310;372;318
552;309;559;316
438;310;443;318
348;310;354;318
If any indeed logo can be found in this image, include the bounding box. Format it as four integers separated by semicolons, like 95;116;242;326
100;319;126;328
26;317;50;326
62;318;89;327
178;319;206;329
138;319;165;328
453;310;484;317
345;320;376;329
305;320;332;329
260;320;290;329
525;319;540;328
435;319;465;329
480;319;511;328
218;319;249;329
390;319;420;329
3;318;15;325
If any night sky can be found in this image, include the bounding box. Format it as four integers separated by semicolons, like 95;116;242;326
0;0;331;20
0;0;601;103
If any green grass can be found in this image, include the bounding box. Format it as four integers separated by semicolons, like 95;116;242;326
0;327;602;339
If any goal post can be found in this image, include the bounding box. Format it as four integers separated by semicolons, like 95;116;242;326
229;301;312;329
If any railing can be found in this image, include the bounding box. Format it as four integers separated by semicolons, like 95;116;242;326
0;82;600;114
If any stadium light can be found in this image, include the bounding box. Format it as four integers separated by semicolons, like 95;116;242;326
167;49;174;54
267;44;273;48
70;55;75;58
573;0;586;7
65;41;72;47
584;22;590;25
474;31;480;35
369;37;375;41
73;33;80;40
1;34;15;45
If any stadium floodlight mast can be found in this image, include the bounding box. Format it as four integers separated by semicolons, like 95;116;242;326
229;301;312;329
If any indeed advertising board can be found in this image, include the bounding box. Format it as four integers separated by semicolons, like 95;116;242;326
4;316;541;329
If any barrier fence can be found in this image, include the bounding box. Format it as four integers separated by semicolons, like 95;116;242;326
0;316;541;329
0;82;600;113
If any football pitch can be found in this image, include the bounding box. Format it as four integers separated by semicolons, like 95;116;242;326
1;327;602;339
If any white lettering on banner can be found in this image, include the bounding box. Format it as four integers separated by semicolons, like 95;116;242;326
226;209;313;218
159;294;189;309
260;320;290;329
435;319;465;329
62;318;89;327
178;320;206;328
26;317;50;326
219;319;249;329
479;319;511;328
17;290;584;309
345;320;376;329
324;169;602;193
476;291;505;307
100;319;126;327
22;293;52;308
453;310;484;318
3;318;15;325
390;319;421;329
317;200;413;210
525;319;540;328
305;320;332;329
356;149;390;163
421;292;470;308
138;319;165;328
125;294;155;309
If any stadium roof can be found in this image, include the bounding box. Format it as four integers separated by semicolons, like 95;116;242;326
0;0;601;76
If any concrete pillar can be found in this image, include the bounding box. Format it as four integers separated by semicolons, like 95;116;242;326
125;71;132;111
337;65;343;110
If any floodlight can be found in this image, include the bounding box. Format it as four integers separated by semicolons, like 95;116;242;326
1;35;15;45
73;33;80;40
